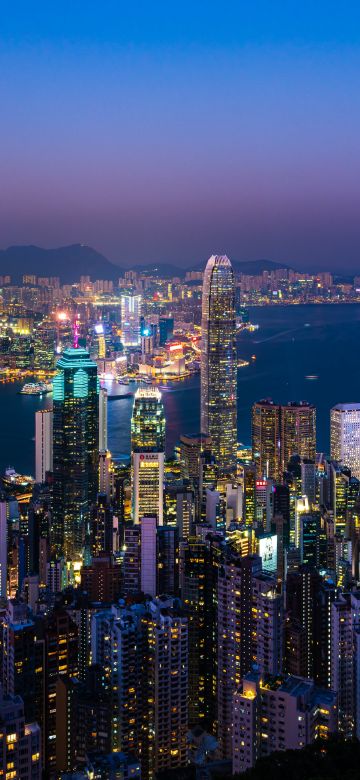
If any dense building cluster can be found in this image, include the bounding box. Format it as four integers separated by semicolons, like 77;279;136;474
0;255;359;779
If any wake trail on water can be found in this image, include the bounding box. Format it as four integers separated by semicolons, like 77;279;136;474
254;326;305;344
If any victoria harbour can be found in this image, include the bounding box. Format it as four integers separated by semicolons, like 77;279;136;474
2;302;360;477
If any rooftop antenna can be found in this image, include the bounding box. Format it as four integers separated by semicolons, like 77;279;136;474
73;314;80;349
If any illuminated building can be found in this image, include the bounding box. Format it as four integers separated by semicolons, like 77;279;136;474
330;592;360;738
0;688;41;780
159;316;174;346
131;388;165;525
179;432;212;483
281;401;316;472
55;669;111;772
252;572;283;674
120;293;141;347
331;403;360;479
233;670;337;774
32;321;55;371
52;346;99;561
217;552;262;758
91;597;188;779
1;600;43;725
181;536;212;726
35;409;53;483
99;386;108;451
242;463;256;526
0;502;7;598
252;399;281;480
201;255;237;475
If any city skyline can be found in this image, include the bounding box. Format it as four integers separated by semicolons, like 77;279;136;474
1;2;360;270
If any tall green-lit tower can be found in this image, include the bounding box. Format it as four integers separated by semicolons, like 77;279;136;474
52;346;99;561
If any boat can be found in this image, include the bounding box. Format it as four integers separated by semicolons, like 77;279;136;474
108;392;134;401
305;375;319;380
117;377;129;385
19;382;51;396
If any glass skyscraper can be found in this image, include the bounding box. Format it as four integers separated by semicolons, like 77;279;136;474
201;254;237;475
52;347;99;561
131;387;166;524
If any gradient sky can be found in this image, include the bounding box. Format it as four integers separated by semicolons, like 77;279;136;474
1;1;360;271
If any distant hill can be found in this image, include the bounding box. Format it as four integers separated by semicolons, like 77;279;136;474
0;244;119;284
0;244;294;284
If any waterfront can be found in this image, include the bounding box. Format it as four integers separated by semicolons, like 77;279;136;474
1;303;360;476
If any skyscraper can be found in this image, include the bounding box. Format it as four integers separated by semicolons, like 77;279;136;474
52;346;99;561
35;409;53;483
131;388;165;524
281;401;316;472
120;293;142;347
331;403;360;479
99;386;108;451
201;254;237;475
252;399;281;480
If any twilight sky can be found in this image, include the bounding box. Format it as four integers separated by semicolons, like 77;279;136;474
1;1;360;271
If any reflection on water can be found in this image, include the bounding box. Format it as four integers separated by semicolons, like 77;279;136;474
1;304;360;474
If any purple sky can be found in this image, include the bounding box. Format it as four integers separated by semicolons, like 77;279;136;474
1;2;360;271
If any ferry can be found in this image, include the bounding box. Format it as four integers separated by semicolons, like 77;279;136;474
19;382;51;396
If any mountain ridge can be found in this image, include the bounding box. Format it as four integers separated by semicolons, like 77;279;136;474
0;243;294;283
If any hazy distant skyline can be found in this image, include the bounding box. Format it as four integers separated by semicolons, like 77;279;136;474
1;1;360;272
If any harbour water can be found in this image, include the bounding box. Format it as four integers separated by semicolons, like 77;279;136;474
1;303;360;476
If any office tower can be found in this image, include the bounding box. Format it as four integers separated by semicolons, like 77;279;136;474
272;483;290;544
252;399;281;480
329;462;351;534
0;688;42;780
52;346;99;561
91;493;114;556
199;449;218;522
35;409;53;483
131;388;165;525
33;320;55;371
281;401;316;472
0;502;7;598
159;317;174;346
157;526;179;596
301;458;316;502
120;293;141;347
99;386;108;450
242;463;256;526
164;484;195;536
179;432;212;482
140;516;157;596
233;670;337;774
300;510;327;568
122;525;141;595
331;403;360;479
200;254;237;475
99;449;112;500
312;579;336;688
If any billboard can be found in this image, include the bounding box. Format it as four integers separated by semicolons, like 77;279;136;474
258;534;278;574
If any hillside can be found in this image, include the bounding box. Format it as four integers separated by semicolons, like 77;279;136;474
0;244;119;284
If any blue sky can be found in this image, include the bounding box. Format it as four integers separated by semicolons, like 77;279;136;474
1;1;360;270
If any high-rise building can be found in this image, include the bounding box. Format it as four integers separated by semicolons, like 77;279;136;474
281;401;316;472
131;388;165;525
252;400;281;480
201;255;237;475
0;688;42;780
99;386;108;451
35;409;53;483
233;670;337;774
331;403;360;479
0;502;7;598
121;293;141;347
52;346;99;561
